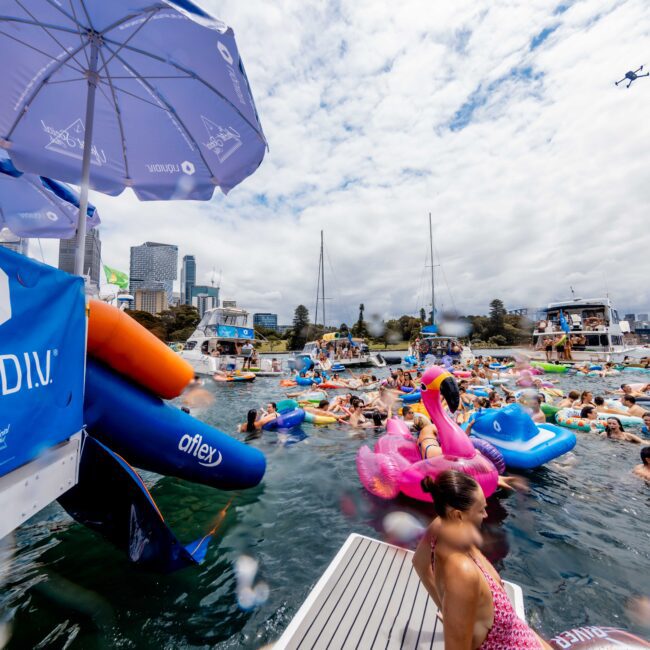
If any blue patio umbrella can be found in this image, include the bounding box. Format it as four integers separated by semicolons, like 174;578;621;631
0;1;267;273
0;151;99;240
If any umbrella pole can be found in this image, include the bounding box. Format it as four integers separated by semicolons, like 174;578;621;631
73;37;100;277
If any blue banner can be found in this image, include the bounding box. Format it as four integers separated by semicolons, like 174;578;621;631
215;325;254;339
0;247;85;477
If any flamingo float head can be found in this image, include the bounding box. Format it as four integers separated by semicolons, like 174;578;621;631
420;365;474;459
420;366;460;413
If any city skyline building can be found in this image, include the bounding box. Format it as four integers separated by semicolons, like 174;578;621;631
58;228;101;285
181;254;196;305
190;284;219;317
253;312;278;331
129;241;178;305
134;287;168;315
193;293;219;317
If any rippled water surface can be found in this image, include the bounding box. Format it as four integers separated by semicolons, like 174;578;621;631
3;359;650;648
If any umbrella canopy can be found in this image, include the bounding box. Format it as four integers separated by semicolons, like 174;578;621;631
0;152;99;240
0;1;267;271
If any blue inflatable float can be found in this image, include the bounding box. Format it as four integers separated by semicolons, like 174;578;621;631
84;360;266;490
470;404;576;469
263;408;305;431
400;390;422;403
295;374;321;386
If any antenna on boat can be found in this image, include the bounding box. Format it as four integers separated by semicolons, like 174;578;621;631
428;212;435;325
321;230;325;329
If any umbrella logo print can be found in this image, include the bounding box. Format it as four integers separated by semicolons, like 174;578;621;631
41;118;107;166
45;211;58;221
201;116;242;163
217;42;234;65
181;161;195;176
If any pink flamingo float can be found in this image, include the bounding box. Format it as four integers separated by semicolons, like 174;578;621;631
356;365;498;502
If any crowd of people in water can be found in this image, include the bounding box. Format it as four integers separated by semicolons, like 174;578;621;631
228;353;650;485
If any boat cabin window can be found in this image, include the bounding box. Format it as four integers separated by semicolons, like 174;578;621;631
207;311;248;327
184;341;197;350
569;333;609;348
201;341;209;354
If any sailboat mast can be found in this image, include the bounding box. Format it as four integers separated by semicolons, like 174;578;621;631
321;230;326;328
314;236;321;326
429;212;435;325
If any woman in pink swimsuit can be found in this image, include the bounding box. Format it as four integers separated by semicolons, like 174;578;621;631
413;470;551;649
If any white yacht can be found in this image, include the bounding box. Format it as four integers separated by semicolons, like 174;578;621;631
531;297;636;362
289;333;387;371
180;305;271;375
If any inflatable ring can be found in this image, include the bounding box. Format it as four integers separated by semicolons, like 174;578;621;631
214;372;256;382
550;626;650;648
304;411;337;425
555;409;603;432
470;437;506;475
263;408;305;431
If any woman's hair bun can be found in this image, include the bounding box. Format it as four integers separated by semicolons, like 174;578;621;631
421;476;437;498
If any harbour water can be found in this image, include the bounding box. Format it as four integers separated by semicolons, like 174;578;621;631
3;359;650;648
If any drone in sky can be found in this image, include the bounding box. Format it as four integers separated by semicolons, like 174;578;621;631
615;65;649;88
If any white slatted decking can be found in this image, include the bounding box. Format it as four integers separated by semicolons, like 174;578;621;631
274;534;526;650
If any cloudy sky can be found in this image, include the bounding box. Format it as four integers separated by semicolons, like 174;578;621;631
35;0;650;325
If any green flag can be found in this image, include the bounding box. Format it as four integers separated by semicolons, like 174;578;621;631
103;265;129;290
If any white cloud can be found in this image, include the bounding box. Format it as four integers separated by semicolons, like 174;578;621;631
34;0;650;324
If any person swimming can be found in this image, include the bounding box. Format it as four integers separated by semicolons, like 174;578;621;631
578;405;603;431
614;383;648;398
593;395;627;416
412;471;550;649
417;423;442;459
557;390;580;408
621;395;648;418
573;391;595;409
238;407;277;433
401;404;432;431
603;417;644;443
633;447;650;481
304;399;346;423
642;412;650;434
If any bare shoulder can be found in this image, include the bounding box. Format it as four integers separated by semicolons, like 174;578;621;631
441;552;479;586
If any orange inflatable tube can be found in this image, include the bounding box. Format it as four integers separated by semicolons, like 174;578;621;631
87;300;194;399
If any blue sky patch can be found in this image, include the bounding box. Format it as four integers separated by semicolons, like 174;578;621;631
530;24;559;50
449;66;543;131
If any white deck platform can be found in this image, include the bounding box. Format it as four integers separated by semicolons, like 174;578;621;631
275;533;525;650
0;433;81;539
